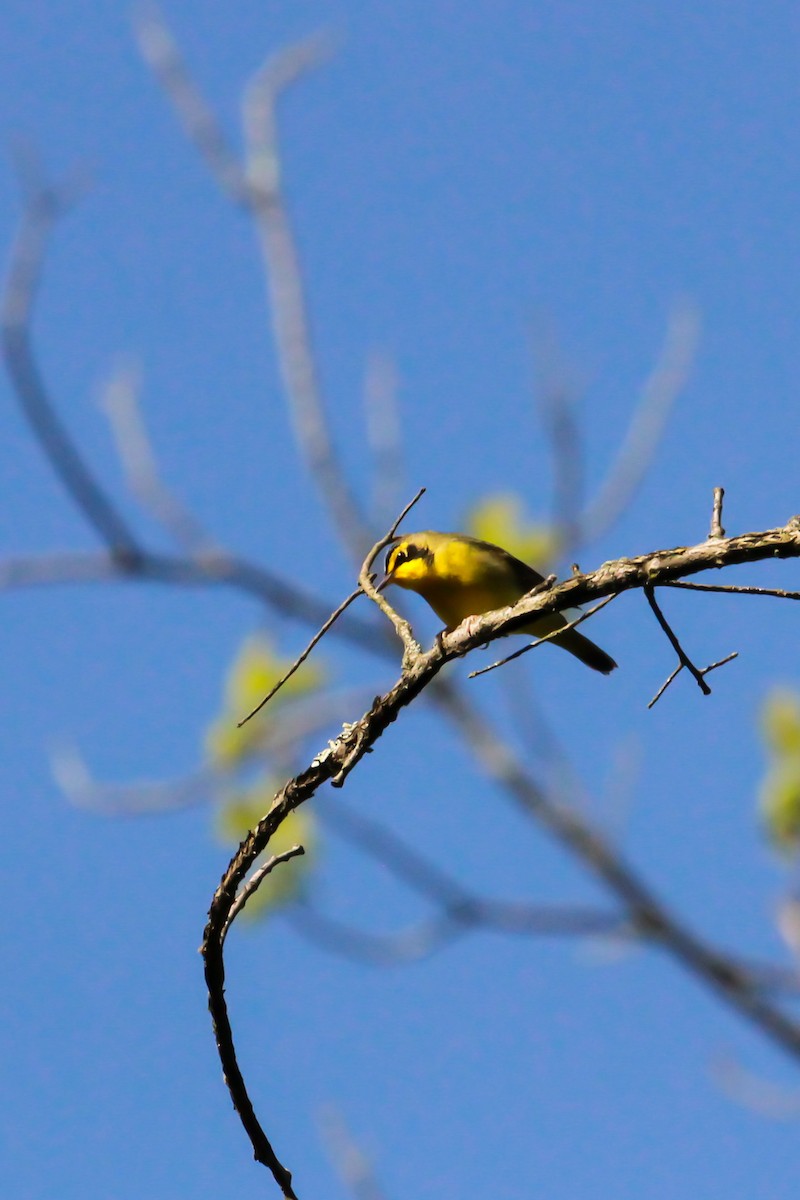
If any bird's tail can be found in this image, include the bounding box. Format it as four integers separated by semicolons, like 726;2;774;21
554;627;617;674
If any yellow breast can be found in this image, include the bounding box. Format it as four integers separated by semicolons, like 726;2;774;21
417;539;525;628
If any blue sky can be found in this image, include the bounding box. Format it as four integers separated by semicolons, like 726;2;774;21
3;2;800;1198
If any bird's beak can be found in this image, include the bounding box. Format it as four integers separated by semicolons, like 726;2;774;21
374;573;392;592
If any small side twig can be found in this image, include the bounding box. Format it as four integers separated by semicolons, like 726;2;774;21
98;358;215;553
319;1105;390;1200
664;580;800;601
529;321;584;546
648;651;738;709
238;487;425;727
469;592;616;680
134;2;248;201
221;845;305;944
363;350;404;525
237;587;364;728
644;584;711;696
358;487;426;664
709;486;726;539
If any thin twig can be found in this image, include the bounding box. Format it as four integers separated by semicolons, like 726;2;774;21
13;24;800;1194
648;651;738;710
134;2;248;201
319;794;475;908
221;845;305;944
237;587;364;728
363;350;404;525
664;580;800;601
242;35;373;564
469;593;617;680
644;584;711;696
709;486;726;540
296;796;625;961
712;1053;800;1119
578;302;700;543
289;901;623;966
646;663;682;710
530;321;584;546
98;358;215;553
357;487;426;663
319;1106;390;1200
238;488;425;727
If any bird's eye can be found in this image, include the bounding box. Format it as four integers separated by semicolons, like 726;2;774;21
387;544;419;573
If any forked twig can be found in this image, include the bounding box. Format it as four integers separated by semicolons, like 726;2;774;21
644;584;711;696
648;651;738;710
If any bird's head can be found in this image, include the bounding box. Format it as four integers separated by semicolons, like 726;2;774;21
382;534;436;590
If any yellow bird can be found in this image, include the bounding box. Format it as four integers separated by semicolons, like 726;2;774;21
383;530;617;674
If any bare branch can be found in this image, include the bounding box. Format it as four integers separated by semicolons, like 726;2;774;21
53;741;216;815
138;7;374;564
242;37;374;563
0;551;124;590
54;686;375;816
1;166;141;561
202;517;800;1193
289;904;470;965
0;546;390;656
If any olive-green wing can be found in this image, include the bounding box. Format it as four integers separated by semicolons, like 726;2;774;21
450;534;548;590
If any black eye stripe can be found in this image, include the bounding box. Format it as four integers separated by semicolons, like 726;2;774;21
387;543;424;572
